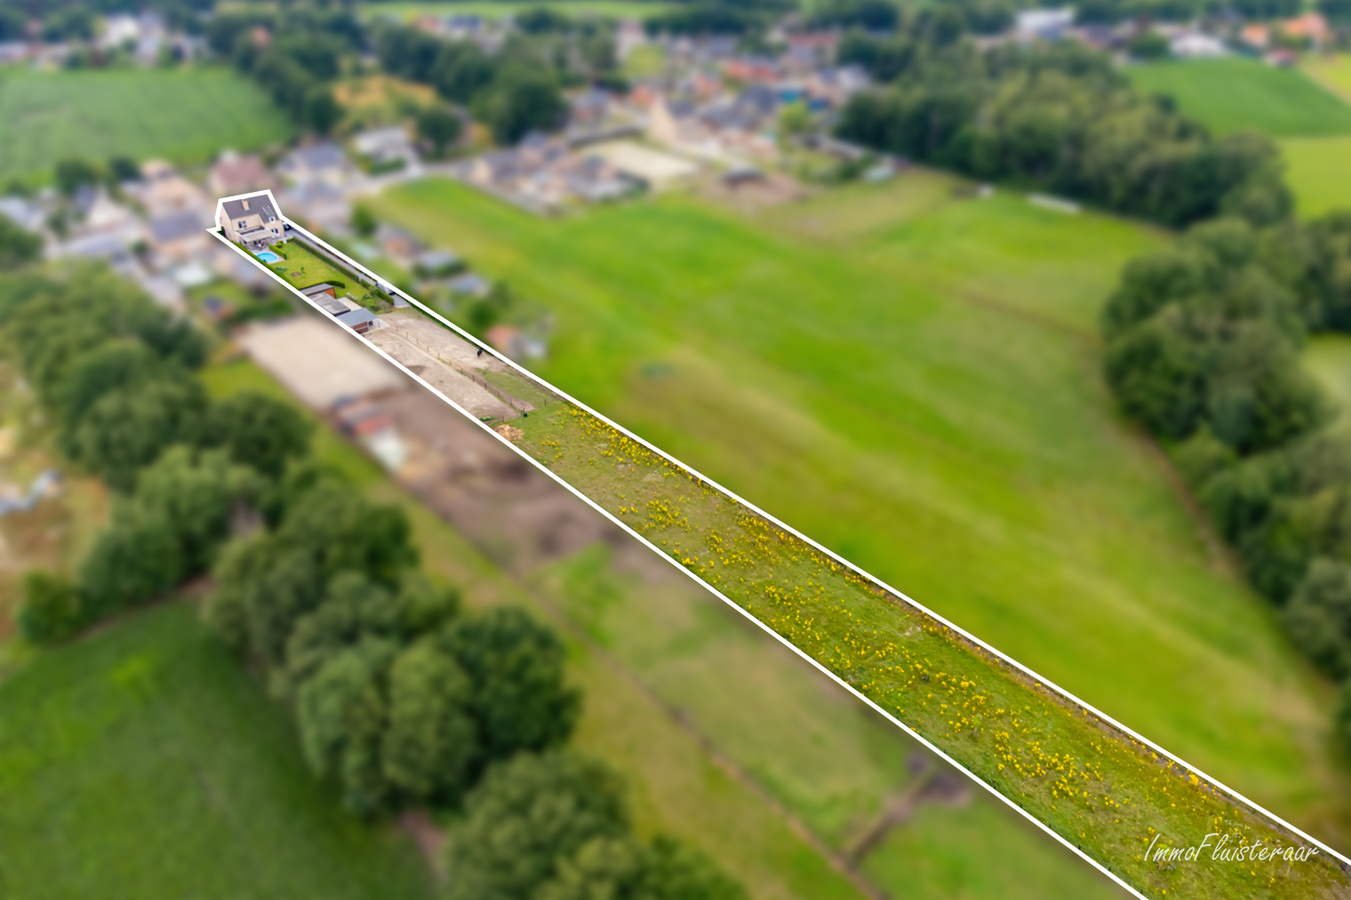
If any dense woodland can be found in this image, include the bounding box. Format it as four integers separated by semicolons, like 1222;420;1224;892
0;267;746;900
836;37;1290;227
1102;212;1351;740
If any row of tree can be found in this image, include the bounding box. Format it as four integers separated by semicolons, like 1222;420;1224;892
3;263;746;899
207;8;359;134
374;24;606;144
836;39;1289;228
1101;212;1351;738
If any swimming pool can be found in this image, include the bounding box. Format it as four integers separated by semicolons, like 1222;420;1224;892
255;250;282;264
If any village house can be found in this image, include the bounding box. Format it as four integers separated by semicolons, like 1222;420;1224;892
353;125;418;170
147;208;210;265
278;179;351;235
220;193;286;250
209;150;276;197
278;141;353;186
139;159;209;217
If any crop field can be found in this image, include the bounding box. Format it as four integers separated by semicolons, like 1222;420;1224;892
370;172;1351;856
0;68;291;185
1125;58;1351;137
0;603;435;900
1281;137;1351;219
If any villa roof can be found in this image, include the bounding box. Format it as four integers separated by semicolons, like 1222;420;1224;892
221;193;280;223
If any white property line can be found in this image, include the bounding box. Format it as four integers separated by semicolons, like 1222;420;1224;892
211;190;1351;899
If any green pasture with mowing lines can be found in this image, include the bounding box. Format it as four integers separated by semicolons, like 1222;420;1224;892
1125;58;1351;137
371;172;1351;871
0;68;291;184
0;603;435;900
1281;137;1351;219
532;545;1129;900
362;0;676;20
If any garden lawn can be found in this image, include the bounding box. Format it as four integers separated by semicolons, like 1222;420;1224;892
0;603;435;900
1280;136;1351;219
0;68;291;185
1125;57;1351;137
371;173;1351;850
267;242;360;292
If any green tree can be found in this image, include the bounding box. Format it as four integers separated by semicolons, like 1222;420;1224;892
16;570;83;644
441;606;580;761
306;87;343;135
1284;559;1351;677
0;215;41;271
54;158;99;197
351;205;377;238
416;105;463;156
297;635;399;814
1128;30;1171;60
200;391;313;478
64;378;208;492
76;500;184;620
474;68;567;145
133;446;263;573
442;751;630;900
381;640;478;803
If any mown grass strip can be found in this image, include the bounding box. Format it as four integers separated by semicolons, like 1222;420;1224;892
511;402;1350;900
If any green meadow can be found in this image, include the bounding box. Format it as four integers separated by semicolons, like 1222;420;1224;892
532;545;1130;900
0;603;435;900
1304;54;1351;102
1282;136;1351;219
0;68;292;184
371;172;1351;851
1125;57;1351;137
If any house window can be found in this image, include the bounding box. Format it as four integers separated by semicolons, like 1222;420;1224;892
237;220;246;229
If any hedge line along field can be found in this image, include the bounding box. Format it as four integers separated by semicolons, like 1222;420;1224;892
1124;58;1351;137
370;173;1351;853
0;603;435;900
0;68;292;184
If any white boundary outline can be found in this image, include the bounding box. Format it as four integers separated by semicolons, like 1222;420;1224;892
211;189;1351;900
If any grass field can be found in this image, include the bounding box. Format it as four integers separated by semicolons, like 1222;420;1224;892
532;545;1129;900
1304;54;1351;102
0;603;435;900
362;0;675;20
201;354;873;900
370;172;1351;854
0;68;292;185
1125;57;1351;137
1281;136;1351;219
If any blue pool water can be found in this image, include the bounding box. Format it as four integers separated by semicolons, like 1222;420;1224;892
255;250;282;264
